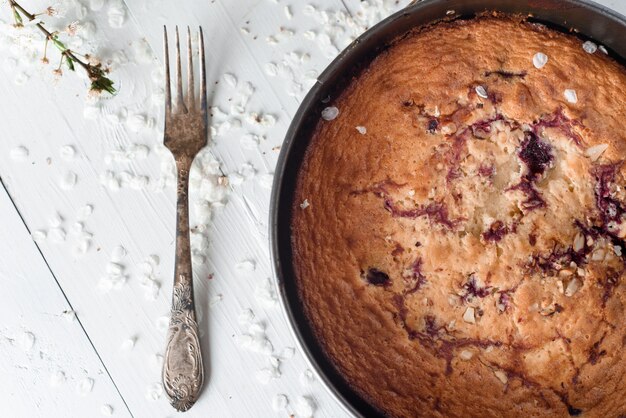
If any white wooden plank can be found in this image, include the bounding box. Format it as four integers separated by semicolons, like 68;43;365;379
0;181;132;418
0;0;622;417
604;0;626;14
0;0;353;416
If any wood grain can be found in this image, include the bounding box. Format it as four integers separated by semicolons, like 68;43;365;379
0;0;623;416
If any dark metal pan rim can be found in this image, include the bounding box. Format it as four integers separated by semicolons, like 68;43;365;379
269;1;626;417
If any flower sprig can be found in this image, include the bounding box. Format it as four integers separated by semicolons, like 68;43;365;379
8;0;115;95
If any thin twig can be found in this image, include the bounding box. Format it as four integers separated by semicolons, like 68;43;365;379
8;0;115;94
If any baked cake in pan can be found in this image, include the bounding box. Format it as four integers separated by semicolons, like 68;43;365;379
292;14;626;417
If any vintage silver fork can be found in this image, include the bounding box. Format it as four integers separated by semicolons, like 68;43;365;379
161;26;206;412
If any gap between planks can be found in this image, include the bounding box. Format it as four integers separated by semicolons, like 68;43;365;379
0;175;136;418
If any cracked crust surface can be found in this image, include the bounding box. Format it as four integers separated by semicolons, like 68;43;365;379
291;15;626;418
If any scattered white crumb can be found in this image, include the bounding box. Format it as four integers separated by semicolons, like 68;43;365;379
69;221;84;235
59;145;76;161
272;394;289;411
460;350;473;360
463;307;476;324
111;245;127;262
75;21;96;38
235;260;256;274
475;85;488;99
138;257;161;300
72;238;92;257
564;89;578;104
89;0;105;11
151;353;164;369
238;308;255;325
76;377;94;396
258;173;274;189
494;370;508;384
585;143;609;162
238;163;256;180
126;114;150;132
255;277;278;307
532;52;548;69
49;213;64;228
32;230;47;242
210;294;223;306
105;143;150;163
321;106;339;121
49;370;66;387
194;201;212;223
356;126;367;135
191;249;206;266
300;369;315;386
300;199;310;209
132;38;154;64
143;279;160;300
49;227;67;243
223;73;238;87
100;404;114;416
280;346;295;359
145;383;163;400
156;316;169;332
284;5;293;19
98;275;127;292
10;146;29;161
147;254;160;266
582;40;598;54
19;331;35;351
99;262;128;291
111;50;129;68
120;337;136;351
236;332;273;355
248;322;265;334
229;173;244;186
240;133;260;149
294;396;316;418
106;262;124;276
60;171;78;190
265;62;278;76
77;204;94;220
107;0;127;28
76;3;88;18
256;360;281;384
61;310;76;322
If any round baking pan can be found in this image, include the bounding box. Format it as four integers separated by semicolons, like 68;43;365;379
269;1;626;416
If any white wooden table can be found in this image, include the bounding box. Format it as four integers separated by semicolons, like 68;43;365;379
0;0;623;417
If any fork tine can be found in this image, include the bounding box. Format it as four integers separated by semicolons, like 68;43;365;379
174;26;187;113
198;27;207;113
163;26;171;115
186;26;195;111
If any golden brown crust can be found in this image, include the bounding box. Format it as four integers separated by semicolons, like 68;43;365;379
292;15;626;418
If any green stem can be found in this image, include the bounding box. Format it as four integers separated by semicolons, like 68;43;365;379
10;1;87;70
11;4;23;25
8;0;115;94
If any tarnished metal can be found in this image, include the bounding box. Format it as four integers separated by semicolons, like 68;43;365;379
161;26;207;412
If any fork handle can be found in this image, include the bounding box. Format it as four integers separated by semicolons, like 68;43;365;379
162;158;205;412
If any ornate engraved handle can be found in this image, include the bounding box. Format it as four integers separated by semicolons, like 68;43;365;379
162;161;204;411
